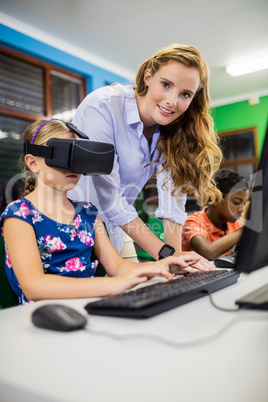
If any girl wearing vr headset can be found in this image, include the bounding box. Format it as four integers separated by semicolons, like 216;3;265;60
70;43;222;266
0;119;209;305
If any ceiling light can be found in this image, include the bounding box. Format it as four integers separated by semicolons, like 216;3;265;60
226;55;268;77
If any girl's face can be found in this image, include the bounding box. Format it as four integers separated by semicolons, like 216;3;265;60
140;61;200;127
33;132;81;192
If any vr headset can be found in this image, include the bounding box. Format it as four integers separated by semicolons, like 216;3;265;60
23;122;115;176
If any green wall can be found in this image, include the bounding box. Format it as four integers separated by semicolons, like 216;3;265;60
211;95;268;155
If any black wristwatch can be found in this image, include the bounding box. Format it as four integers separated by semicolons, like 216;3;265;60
158;244;175;260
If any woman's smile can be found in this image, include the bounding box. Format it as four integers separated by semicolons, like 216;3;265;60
157;105;175;116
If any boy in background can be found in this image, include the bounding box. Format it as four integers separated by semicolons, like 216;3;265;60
182;169;249;261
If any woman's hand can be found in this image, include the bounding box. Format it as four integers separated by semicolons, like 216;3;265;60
109;252;214;295
171;251;215;274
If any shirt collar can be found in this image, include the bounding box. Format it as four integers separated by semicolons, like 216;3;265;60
201;206;228;234
124;86;141;125
125;86;160;141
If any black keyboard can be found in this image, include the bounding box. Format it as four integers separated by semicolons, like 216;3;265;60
85;270;240;318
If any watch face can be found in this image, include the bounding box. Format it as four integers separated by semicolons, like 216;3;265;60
161;245;173;255
159;244;175;259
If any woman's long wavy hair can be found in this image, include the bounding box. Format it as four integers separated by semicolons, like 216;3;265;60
21;119;72;195
135;43;222;205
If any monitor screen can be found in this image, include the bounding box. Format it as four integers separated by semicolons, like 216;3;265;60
235;122;268;273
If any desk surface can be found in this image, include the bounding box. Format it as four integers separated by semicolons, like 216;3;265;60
0;267;268;402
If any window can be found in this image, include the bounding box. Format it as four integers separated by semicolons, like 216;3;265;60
219;127;259;177
51;70;85;120
0;52;45;115
0;46;86;205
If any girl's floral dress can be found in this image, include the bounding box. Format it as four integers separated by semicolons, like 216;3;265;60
0;198;99;305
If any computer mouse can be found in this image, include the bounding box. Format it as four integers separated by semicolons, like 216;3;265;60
31;304;87;332
214;253;237;269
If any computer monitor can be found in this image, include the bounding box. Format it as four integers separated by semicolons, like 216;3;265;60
235;122;268;273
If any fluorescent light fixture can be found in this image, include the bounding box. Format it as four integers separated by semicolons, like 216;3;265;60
226;55;268;77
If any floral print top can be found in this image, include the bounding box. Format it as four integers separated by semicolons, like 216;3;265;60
0;197;99;305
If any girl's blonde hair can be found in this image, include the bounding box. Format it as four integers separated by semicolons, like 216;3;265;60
21;119;74;195
135;43;222;205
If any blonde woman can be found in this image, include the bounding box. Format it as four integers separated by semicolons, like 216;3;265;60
69;44;222;269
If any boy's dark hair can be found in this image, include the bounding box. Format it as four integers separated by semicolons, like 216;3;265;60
214;169;248;197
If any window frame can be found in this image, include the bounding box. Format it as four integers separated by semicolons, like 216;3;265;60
219;126;259;173
0;45;87;122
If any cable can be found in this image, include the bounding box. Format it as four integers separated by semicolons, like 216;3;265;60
205;290;240;312
85;314;266;349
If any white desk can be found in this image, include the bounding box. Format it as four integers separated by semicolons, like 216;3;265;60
0;267;267;402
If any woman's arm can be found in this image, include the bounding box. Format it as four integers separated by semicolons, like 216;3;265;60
190;227;243;261
121;217;213;272
94;219;207;279
121;216;188;257
162;218;214;272
163;218;182;251
121;217;164;261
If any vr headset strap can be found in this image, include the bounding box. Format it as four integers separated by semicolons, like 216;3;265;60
65;122;88;139
24;143;54;158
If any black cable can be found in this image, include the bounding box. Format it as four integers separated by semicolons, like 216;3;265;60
205;290;241;312
85;315;266;349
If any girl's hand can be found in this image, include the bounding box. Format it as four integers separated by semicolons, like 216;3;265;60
168;251;215;274
110;264;174;295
